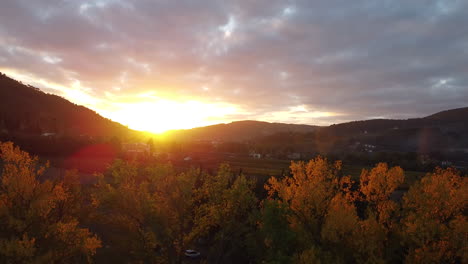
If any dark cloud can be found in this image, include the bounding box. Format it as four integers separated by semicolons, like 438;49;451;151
1;0;467;126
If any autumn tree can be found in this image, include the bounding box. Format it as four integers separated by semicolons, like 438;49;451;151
92;160;197;263
401;167;467;263
264;157;409;263
357;163;405;262
360;163;404;227
316;163;405;263
265;157;352;262
0;142;101;263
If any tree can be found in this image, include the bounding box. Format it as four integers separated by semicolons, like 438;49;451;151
360;163;404;228
257;200;298;264
264;158;407;263
149;165;198;263
0;142;100;263
356;163;405;262
265;157;356;262
401;167;467;263
92;160;197;263
92;160;160;263
265;157;345;247
189;164;258;263
147;138;155;154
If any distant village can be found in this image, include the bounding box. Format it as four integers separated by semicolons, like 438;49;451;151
118;137;468;173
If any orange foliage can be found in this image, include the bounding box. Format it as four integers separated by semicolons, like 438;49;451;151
0;142;101;263
402;167;467;263
360;163;404;227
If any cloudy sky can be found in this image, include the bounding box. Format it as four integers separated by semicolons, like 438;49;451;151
1;0;467;132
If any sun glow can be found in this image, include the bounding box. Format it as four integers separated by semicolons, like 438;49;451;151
0;68;101;107
103;99;238;133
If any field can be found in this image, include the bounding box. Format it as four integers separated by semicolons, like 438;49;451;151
225;157;426;191
37;153;427;194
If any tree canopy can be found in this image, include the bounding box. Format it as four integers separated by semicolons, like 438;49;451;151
0;142;466;263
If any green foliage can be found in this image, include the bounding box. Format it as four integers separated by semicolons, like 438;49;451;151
257;200;297;264
190;164;259;263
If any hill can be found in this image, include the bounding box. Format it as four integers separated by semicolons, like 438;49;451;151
424;107;468;122
308;107;468;154
1;71;466;159
165;107;467;150
165;120;318;141
0;72;131;138
321;107;468;137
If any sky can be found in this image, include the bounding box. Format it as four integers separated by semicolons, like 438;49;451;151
1;0;467;133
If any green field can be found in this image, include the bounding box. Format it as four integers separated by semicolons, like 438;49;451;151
226;157;426;191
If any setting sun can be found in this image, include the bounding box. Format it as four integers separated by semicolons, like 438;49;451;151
102;99;239;133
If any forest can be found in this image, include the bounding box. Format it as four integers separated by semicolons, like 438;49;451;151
0;141;466;264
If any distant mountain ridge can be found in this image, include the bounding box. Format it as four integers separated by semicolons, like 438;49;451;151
166;107;468;143
322;107;468;137
166;120;319;141
1;72;466;150
424;107;468;122
309;107;468;154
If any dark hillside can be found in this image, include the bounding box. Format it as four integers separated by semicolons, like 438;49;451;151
424;107;468;122
0;72;131;137
166;120;318;141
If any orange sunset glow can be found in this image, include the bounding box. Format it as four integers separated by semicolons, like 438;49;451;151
1;68;342;133
3;1;465;134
